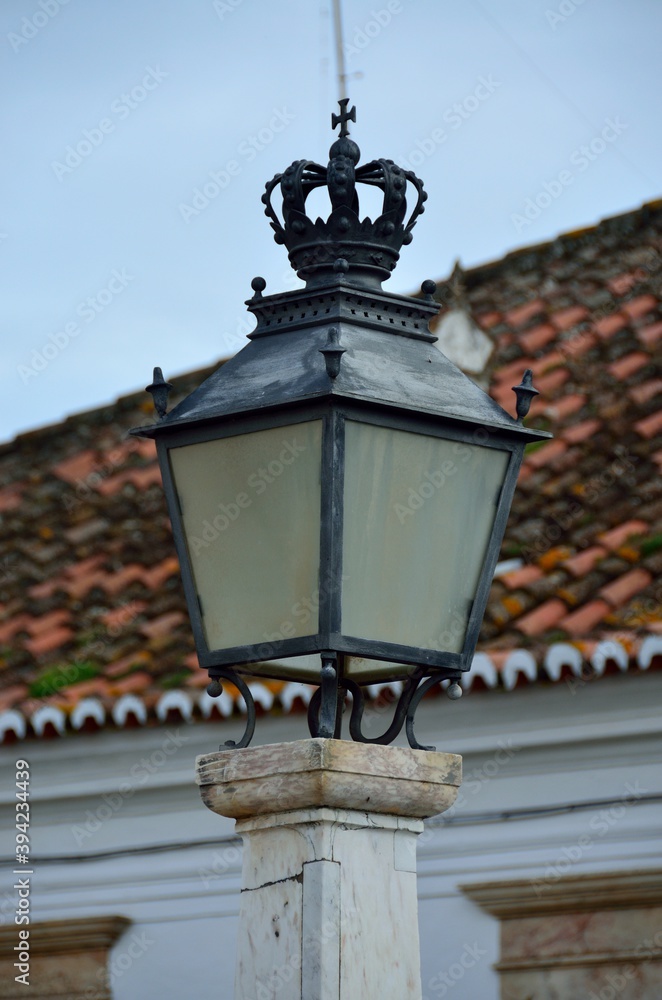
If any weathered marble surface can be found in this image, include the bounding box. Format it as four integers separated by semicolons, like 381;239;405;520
196;739;462;1000
196;737;461;820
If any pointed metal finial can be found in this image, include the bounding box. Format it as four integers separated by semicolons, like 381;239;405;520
319;327;346;379
145;367;173;420
331;97;356;137
512;369;539;423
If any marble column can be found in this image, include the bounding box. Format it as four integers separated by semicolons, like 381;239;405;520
196;737;461;1000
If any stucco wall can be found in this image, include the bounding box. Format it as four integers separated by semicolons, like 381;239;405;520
1;670;660;999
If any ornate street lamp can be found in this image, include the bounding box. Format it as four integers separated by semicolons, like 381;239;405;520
133;101;548;750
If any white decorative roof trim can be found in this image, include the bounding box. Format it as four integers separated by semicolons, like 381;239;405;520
0;709;27;741
466;653;498;690
31;704;66;737
279;682;314;712
198;689;234;718
112;694;147;727
638;635;662;669
2;637;661;742
543;643;583;682
156;690;193;722
502;650;537;691
591;640;628;674
245;683;273;711
70;698;106;730
366;681;403;700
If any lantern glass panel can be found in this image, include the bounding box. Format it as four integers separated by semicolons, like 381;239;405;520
170;420;323;651
341;421;509;661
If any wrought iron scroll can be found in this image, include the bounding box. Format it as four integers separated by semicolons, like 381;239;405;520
207;669;256;750
308;666;446;751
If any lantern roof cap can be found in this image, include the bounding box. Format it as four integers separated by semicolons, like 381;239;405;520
133;280;549;444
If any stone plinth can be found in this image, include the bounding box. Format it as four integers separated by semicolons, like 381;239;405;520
196;738;461;1000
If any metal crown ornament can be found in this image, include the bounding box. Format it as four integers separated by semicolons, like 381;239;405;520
261;99;428;288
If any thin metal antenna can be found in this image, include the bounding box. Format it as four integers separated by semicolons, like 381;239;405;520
331;0;348;101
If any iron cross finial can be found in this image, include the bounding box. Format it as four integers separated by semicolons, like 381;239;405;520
331;98;356;137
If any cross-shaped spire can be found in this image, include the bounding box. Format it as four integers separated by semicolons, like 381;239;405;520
331;98;356;137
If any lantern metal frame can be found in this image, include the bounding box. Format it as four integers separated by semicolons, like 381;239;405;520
132;101;550;750
155;397;525;679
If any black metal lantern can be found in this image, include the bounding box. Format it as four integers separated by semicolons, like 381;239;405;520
132;101;549;750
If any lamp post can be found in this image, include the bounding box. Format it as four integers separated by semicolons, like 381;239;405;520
133;100;548;751
132;101;549;1000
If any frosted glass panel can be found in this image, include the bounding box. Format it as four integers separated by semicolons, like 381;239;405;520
342;421;508;657
170;421;322;650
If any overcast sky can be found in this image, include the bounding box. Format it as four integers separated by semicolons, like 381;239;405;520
2;0;660;443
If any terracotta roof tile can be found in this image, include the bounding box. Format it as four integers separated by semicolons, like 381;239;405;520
598;520;649;551
514;599;567;636
127;466;162;490
635;410;662;439
599;568;653;607
505;299;546;328
0;684;29;712
493;358;533;385
560;600;610;636
105;651;152;678
59;678;111;702
562;546;608;577
0;485;23;513
64;555;107;580
608;273;639;297
51;450;100;485
185;669;210;688
65;571;109;600
143;557;180;589
26;610;71;637
637;321;662;347
562;330;599;359
24;626;75;658
594;313;627;339
629;379;662;405
140;611;187;640
95;471;133;497
608;352;650;380
538;546;573;571
545;394;587;420
528;350;566;376
108;671;153;696
64;518;108;545
28;578;64;601
0;615;30;644
551;306;589;331
500;565;543;589
100;565;150;597
525;440;568;469
476;311;501;329
561;419;602;444
534;367;570;396
622;294;657;321
519;324;558;354
2;199;662;730
102;601;147;632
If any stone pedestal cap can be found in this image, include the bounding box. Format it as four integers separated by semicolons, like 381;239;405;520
196;738;461;821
